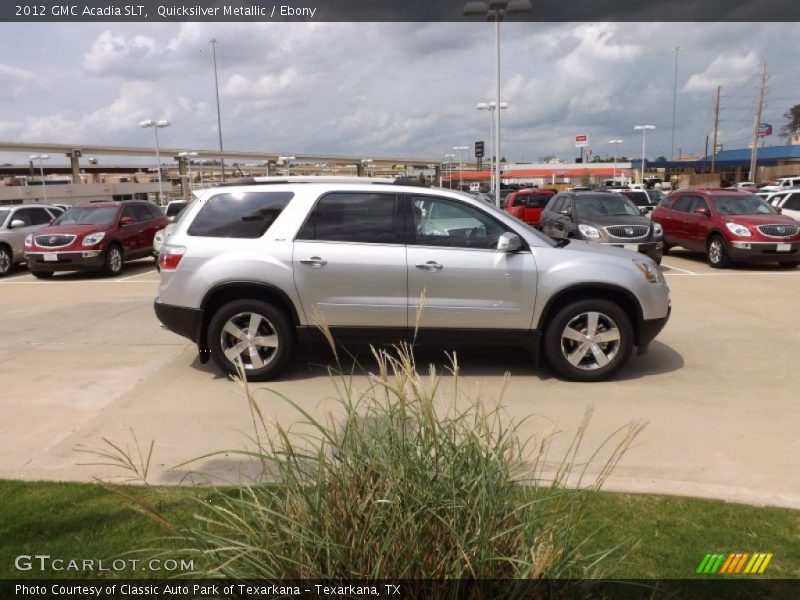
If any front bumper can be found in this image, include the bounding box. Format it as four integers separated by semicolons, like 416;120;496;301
25;250;105;271
637;300;671;346
728;240;800;261
602;240;663;260
154;299;203;343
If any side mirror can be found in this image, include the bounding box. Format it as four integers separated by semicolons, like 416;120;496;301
694;207;709;216
640;207;649;216
497;232;522;253
775;207;782;214
9;219;25;229
120;216;135;226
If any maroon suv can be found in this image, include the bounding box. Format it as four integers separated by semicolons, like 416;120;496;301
24;201;168;278
652;188;800;268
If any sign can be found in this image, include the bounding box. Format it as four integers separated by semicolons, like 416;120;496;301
758;123;772;137
575;134;589;148
474;141;484;158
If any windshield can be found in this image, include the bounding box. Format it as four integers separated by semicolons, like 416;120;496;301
575;195;640;217
711;194;777;216
0;209;9;226
52;206;118;226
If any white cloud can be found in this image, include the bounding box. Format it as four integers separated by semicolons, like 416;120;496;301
0;63;38;99
683;51;760;93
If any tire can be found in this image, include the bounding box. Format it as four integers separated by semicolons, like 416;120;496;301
778;261;800;269
662;242;671;254
0;245;11;277
707;235;731;269
544;299;634;382
208;299;295;381
30;270;53;279
103;244;124;276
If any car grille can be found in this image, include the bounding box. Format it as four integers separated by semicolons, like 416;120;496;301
604;225;650;239
757;224;800;238
35;234;76;248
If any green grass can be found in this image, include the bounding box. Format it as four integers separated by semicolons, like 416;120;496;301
1;480;797;580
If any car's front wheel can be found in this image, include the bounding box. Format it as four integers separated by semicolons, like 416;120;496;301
103;244;124;276
0;245;11;277
208;299;295;381
707;235;731;268
544;299;634;382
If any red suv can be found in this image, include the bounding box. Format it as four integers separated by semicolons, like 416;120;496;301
652;188;800;268
24;201;168;278
504;188;557;226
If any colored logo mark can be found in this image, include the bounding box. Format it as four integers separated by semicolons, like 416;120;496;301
696;553;773;574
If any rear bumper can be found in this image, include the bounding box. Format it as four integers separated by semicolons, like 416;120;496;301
25;251;104;271
154;300;202;343
728;241;800;261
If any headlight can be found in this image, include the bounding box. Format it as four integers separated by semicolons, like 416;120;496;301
633;258;663;284
82;232;106;247
578;224;600;239
653;222;663;237
24;234;33;247
725;222;751;237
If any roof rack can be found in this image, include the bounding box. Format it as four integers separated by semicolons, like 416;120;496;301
217;175;397;187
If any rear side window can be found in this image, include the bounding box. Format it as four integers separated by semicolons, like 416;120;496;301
166;202;187;217
187;192;293;238
297;192;401;244
546;195;564;213
621;191;649;206
523;194;554;208
784;194;800;210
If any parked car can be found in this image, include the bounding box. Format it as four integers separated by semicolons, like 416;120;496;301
154;177;670;383
757;189;800;221
0;204;64;276
539;191;664;263
617;188;666;215
504;188;557;226
760;176;800;192
652;188;800;268
24;201;169;278
163;200;189;222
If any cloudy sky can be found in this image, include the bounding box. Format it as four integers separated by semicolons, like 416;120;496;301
0;21;798;165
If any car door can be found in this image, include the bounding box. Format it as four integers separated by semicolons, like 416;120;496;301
292;191;408;328
684;195;712;250
663;195;692;247
406;194;536;331
6;207;52;258
117;205;142;257
539;196;562;236
131;204;160;257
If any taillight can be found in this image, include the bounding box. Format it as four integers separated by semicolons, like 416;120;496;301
159;245;186;270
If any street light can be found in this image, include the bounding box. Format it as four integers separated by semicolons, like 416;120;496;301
29;154;49;202
633;125;655;185
140;119;171;204
671;46;681;161
208;38;226;183
607;140;623;185
476;101;508;193
444;153;455;189
177;151;199;198
279;156;295;176
453;146;468;190
464;0;532;207
361;158;374;177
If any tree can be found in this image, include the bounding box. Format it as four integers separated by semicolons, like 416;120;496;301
781;104;800;138
580;170;592;187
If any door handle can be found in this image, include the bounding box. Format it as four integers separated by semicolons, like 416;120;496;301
416;261;443;271
300;256;327;267
138;229;145;233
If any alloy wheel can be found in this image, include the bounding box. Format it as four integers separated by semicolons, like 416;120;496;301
0;248;10;275
708;239;723;265
109;247;123;272
219;311;280;370
559;311;621;370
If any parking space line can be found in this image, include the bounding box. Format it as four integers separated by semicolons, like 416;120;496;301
117;269;158;282
661;263;699;275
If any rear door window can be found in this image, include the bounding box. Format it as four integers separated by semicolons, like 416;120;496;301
671;195;692;212
296;192;401;244
188;192;294;238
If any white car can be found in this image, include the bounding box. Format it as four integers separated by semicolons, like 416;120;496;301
760;176;800;192
761;189;800;221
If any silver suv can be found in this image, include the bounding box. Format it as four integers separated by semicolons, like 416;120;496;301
154;177;671;382
0;204;64;276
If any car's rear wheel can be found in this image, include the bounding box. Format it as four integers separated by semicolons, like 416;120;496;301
778;261;799;269
544;299;633;382
707;235;731;268
30;269;53;279
0;245;11;277
103;244;124;276
208;299;295;381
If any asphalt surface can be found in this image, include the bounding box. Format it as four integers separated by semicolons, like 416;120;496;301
1;252;799;508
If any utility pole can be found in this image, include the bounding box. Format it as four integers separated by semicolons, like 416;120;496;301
209;37;225;182
711;86;721;174
671;46;681;161
748;62;768;182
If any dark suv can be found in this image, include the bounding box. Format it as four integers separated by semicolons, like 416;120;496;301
652;188;800;268
539;191;664;263
25;201;168;278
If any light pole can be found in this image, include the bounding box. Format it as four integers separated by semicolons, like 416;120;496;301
465;0;531;207
607;140;623;185
208;38;225;182
453;146;468;190
279;156;295;176
633;125;655;185
178;151;198;198
670;46;681;161
139;119;171;204
444;153;455;188
476;100;508;193
29;154;49;202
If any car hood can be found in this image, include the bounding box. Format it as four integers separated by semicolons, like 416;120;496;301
34;223;113;236
718;214;798;226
